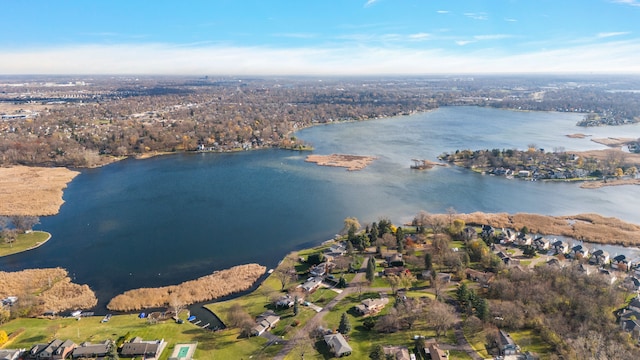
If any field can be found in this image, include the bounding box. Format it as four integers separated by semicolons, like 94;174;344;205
0;231;50;257
0;315;269;360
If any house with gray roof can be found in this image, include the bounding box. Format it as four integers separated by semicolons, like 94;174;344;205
324;333;352;357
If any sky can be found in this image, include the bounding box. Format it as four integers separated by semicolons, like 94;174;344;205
1;0;640;75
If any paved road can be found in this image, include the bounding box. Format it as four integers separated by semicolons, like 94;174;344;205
271;256;483;360
272;256;370;360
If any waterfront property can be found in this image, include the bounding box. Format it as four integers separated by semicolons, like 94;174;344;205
120;338;166;360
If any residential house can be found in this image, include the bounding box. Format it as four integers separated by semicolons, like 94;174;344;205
120;338;166;359
324;333;352;357
52;340;76;360
426;343;448;360
300;277;323;293
589;249;610;266
464;269;495;286
497;330;519;356
382;346;411;360
0;349;24;360
462;227;477;241
310;262;332;277
620;319;640;343
613;254;632;271
28;339;64;360
355;297;389;316
552;240;569;255
481;225;495;239
386;253;404;267
533;236;550;251
515;233;532;246
251;310;281;336
384;266;410;277
275;294;304;308
326;243;347;257
622;276;640;293
71;341;112;359
571;244;589;259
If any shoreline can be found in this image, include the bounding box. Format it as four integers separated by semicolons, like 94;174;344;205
0;231;52;258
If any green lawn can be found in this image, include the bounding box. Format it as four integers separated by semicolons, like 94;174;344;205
509;329;554;358
0;315;267;360
0;231;50;257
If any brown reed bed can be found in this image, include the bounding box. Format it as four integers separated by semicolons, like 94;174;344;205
0;267;97;314
106;263;267;311
0;166;79;216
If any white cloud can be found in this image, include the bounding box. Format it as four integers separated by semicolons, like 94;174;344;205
364;0;378;7
1;40;639;75
597;31;630;38
456;40;476;46
611;0;640;7
464;12;488;20
504;18;517;22
408;33;431;40
436;10;449;14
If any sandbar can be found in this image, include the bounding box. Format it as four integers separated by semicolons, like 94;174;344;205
305;154;377;171
0;166;79;216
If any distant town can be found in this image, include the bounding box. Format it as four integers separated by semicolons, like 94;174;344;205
1;74;639;168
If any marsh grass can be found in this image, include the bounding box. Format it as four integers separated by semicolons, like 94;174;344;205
107;264;266;311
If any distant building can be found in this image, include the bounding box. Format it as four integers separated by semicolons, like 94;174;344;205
324;333;352;357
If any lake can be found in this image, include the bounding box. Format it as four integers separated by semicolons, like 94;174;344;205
2;106;640;309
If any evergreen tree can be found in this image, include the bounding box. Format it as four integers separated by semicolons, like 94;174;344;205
346;241;354;255
424;253;432;271
370;224;379;243
366;257;376;283
293;296;299;316
475;297;490;322
338;312;351;334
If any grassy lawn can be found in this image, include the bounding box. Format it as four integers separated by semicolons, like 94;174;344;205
0;315;267;360
449;350;474;359
463;325;491;358
509;329;554;357
0;231;50;257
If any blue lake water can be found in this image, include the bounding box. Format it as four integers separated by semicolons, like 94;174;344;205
2;106;640;308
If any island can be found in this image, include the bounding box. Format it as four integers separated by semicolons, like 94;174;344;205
305;154;377;171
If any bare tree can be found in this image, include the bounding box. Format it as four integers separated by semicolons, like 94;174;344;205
427;300;457;337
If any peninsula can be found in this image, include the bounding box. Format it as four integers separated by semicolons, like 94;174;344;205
0;166;79;216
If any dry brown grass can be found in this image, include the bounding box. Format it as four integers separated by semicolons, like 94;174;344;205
0;268;97;313
106;263;267;311
574;148;640;166
0;166;79;216
580;178;640;189
457;212;640;247
305;154;377;171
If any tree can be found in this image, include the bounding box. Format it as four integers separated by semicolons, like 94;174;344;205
226;303;254;337
474;297;490;322
275;257;296;290
343;217;360;235
307;253;324;265
10;216;40;233
0;330;7;346
366;257;376;283
369;344;385;360
424;253;433;271
11;216;40;233
428;300;457;337
293;296;299;316
338;312;351;334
